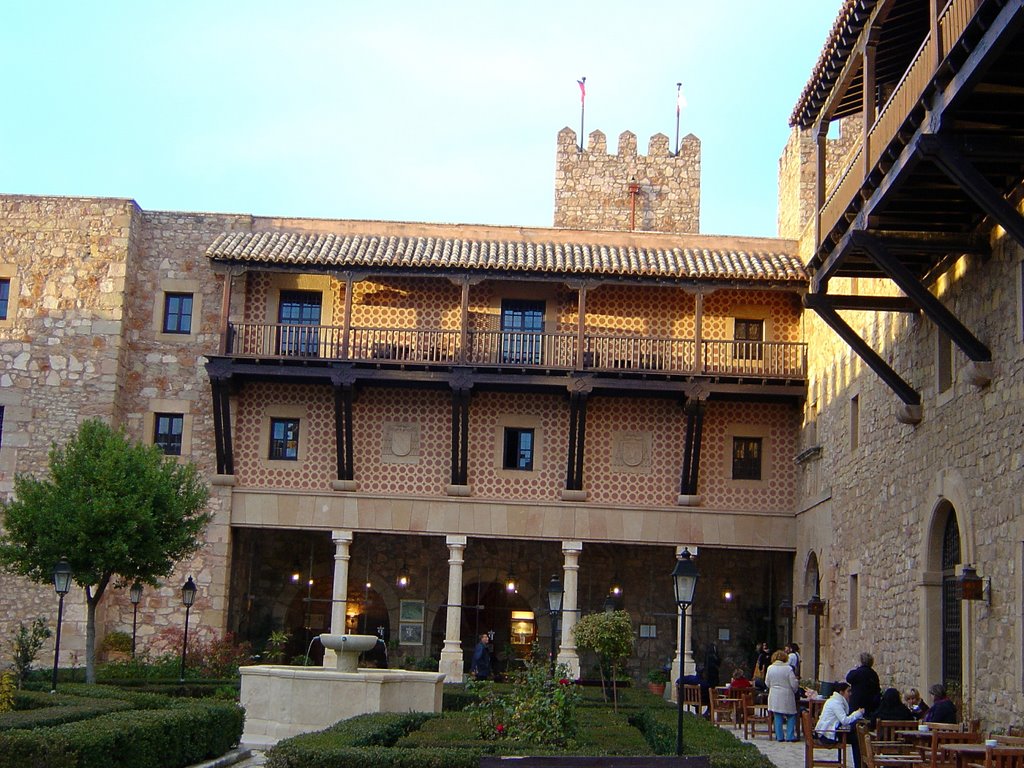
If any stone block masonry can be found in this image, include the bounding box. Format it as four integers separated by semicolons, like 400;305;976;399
554;127;701;234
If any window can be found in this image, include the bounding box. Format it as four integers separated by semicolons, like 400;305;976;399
0;405;4;446
734;319;764;360
500;300;544;365
937;330;953;395
278;291;322;356
849;574;859;630
731;436;762;480
154;413;184;455
269;418;300;460
941;513;962;689
503;427;535;471
162;293;193;334
850;394;860;451
0;279;9;321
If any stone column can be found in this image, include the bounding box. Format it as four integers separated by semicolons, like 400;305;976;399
557;540;583;678
438;535;468;683
323;529;353;668
670;545;698;701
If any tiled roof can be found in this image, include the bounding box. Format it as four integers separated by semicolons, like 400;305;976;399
790;0;876;128
206;230;807;283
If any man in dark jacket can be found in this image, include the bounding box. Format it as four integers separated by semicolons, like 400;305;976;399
847;652;881;768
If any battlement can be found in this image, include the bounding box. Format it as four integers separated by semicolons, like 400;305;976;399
554;128;701;234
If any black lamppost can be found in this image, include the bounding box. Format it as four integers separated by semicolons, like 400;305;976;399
779;597;793;643
180;577;197;682
547;574;563;675
51;557;73;693
129;581;143;658
672;548;699;757
807;591;826;684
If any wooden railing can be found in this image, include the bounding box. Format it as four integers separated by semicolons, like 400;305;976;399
226;323;807;379
817;0;984;246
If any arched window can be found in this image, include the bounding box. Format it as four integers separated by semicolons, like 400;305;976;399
940;512;962;689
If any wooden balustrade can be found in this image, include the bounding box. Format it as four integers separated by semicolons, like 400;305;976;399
225;323;807;379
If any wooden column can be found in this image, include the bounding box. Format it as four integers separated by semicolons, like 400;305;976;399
340;274;354;359
459;278;470;364
217;271;234;355
814;121;828;247
576;283;588;367
862;38;877;177
693;291;704;373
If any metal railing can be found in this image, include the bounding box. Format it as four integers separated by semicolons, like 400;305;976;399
226;323;807;379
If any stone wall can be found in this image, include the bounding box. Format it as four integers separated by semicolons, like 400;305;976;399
554;127;700;234
782;125;1024;724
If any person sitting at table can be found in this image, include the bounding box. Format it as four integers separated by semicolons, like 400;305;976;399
766;649;801;741
678;665;711;716
870;687;914;728
904;688;929;720
814;681;866;744
923;683;957;724
728;667;752;690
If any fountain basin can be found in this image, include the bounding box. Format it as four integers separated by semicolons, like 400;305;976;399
318;633;379;672
240;664;445;747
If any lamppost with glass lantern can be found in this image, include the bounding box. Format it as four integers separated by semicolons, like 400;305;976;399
779;597;793;643
179;576;197;682
129;581;143;658
547;574;563;675
672;548;699;757
51;557;73;693
807;591;826;684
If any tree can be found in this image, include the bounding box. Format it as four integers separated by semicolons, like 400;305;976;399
572;610;635;711
0;419;211;683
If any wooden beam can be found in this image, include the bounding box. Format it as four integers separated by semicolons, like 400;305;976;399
819;294;918;312
849;231;992;362
916;134;1024;248
803;292;921;405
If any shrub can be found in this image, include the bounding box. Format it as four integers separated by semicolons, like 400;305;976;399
100;632;132;655
0;673;13;714
142;627;251;679
465;655;582;747
0;695;243;768
573;611;634;708
9;617;51;688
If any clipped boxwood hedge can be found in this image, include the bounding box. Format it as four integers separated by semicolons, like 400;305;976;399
0;688;243;768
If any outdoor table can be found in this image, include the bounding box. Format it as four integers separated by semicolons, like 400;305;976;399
941;742;989;768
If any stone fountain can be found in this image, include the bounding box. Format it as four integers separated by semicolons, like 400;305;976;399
239;634;446;747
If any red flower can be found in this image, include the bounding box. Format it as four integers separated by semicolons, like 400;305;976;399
559;678;572;685
496;724;505;734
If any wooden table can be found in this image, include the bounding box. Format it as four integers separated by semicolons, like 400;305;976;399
940;742;989;768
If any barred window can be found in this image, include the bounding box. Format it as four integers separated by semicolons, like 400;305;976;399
269;418;300;461
154;413;184;455
731;437;762;480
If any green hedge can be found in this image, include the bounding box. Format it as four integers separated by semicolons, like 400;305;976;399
629;706;775;768
267;744;485;768
0;693;243;768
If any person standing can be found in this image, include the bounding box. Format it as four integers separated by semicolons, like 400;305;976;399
470;633;493;680
846;652;881;768
704;642;722;688
766;649;801;741
753;642;771;682
787;643;802;679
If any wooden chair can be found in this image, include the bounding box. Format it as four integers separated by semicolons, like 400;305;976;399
857;723;926;768
922;730;981;768
984;748;1024;768
710;686;739;728
874;720;921;754
995;738;1024;747
802;710;848;768
681;683;703;715
738;689;773;740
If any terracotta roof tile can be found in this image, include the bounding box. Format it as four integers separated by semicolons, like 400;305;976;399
206;230;806;284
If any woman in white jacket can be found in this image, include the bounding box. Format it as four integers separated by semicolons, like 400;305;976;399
765;649;801;741
814;681;865;743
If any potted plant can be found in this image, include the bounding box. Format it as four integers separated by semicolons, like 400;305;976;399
646;668;669;696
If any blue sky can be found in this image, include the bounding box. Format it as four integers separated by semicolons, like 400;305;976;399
1;1;840;237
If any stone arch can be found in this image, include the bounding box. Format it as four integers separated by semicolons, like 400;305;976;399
919;468;975;697
800;550;822;682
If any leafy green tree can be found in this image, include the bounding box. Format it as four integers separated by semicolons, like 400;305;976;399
572;609;635;710
0;419;210;683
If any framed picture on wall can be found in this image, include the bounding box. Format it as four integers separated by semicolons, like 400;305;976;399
400;600;424;622
399;623;423;645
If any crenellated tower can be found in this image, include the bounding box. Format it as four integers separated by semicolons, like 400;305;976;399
554;127;701;234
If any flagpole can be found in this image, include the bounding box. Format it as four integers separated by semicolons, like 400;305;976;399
675;82;682;156
578;77;586;151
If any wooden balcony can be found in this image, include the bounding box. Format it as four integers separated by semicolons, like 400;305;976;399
815;0;991;253
225;322;808;380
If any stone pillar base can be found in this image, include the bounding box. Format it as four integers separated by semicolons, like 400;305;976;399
439;648;465;683
446;484;471;496
676;494;702;506
560;489;588;501
556;649;580;679
331;479;359;492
